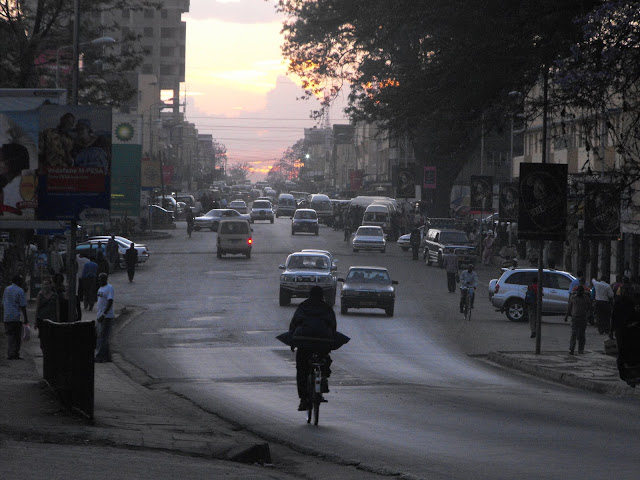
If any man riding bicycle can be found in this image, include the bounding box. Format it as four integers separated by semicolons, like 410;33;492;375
459;263;479;314
289;286;336;411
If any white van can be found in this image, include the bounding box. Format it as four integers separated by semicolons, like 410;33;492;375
276;193;296;217
362;203;391;233
216;219;252;259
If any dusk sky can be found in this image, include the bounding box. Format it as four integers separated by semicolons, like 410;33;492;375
182;0;349;180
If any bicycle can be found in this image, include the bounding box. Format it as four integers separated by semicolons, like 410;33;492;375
460;286;475;321
306;352;329;425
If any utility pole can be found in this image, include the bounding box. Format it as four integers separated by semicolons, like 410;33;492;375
536;67;549;355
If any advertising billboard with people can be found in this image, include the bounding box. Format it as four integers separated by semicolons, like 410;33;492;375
37;105;112;220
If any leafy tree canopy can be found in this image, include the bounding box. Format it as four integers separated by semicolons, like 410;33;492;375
0;0;160;106
277;0;598;214
228;162;252;183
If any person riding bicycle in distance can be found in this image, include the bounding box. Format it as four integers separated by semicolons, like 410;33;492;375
459;263;479;314
289;285;337;411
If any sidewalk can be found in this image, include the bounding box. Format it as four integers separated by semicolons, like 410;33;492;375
1;302;637;478
0;305;298;480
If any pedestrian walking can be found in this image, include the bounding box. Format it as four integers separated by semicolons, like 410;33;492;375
124;242;138;282
410;227;421;260
34;277;59;350
81;255;98;310
592;276;614;334
442;248;459;293
566;286;592;354
106;235;119;272
95;273;115;363
525;279;541;338
3;275;28;360
482;231;495;265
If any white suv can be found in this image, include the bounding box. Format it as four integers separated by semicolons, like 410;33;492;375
250;200;274;223
489;268;575;322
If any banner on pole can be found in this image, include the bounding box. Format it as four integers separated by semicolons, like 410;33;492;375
583;183;620;238
518;163;568;241
499;182;519;221
470;175;493;211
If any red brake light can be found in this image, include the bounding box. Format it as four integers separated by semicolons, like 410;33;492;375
248;238;252;245
495;283;500;294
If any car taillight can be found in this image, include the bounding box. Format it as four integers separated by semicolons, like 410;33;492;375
495;283;500;294
248;238;252;245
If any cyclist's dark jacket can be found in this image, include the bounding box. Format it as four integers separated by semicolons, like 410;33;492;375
289;297;337;339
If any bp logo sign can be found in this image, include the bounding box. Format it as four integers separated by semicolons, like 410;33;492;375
115;122;135;142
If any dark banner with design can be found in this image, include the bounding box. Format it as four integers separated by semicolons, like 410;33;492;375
394;166;416;198
583;183;620;238
499;182;519;221
470;175;493;211
518;163;567;241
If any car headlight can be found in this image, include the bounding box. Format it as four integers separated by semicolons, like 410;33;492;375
281;274;295;282
316;276;331;284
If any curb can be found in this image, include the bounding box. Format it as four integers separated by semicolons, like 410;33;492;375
487;351;639;397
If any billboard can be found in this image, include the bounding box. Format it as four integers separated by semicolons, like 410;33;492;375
499;182;519;221
583;183;620;238
518;163;568;241
141;158;161;189
470;175;493;211
423;166;436;189
395;166;415;198
111;114;142;217
0;110;39;220
37;105;112;220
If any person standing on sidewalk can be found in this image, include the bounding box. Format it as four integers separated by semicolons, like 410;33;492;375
81;255;98;311
95;273;114;363
442;248;459;293
124;242;138;282
566;286;592;354
35;277;59;350
592;276;614;335
525;279;541;338
2;275;28;360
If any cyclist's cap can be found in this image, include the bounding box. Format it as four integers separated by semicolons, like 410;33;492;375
467;264;474;268
309;286;324;298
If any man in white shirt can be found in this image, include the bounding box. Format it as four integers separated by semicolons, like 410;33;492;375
95;273;115;363
592;277;614;335
459;264;479;313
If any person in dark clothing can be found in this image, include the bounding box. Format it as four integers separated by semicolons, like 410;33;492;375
124;243;138;282
410;227;421;260
611;281;640;386
567;286;592;354
289;286;337;411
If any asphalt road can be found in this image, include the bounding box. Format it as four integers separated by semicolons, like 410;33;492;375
112;218;640;480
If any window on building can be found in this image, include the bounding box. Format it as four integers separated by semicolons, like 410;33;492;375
142;64;153;74
161;28;175;39
160;64;174;75
144;27;153;38
144;8;154;19
143;45;153;56
122;9;130;19
161;46;175;57
161;9;168;19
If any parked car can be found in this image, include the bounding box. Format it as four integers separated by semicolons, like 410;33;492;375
339;266;398;316
86;236;150;264
422;228;477;268
250;200;274;223
149;205;175;226
489;268;576;322
291;208;319;235
216;219;252;259
228;199;248;214
397;226;424;251
194;208;250;231
352;225;386;253
279;251;337;306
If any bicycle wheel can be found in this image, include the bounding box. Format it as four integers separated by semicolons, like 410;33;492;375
306;375;313;424
466;294;472;321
